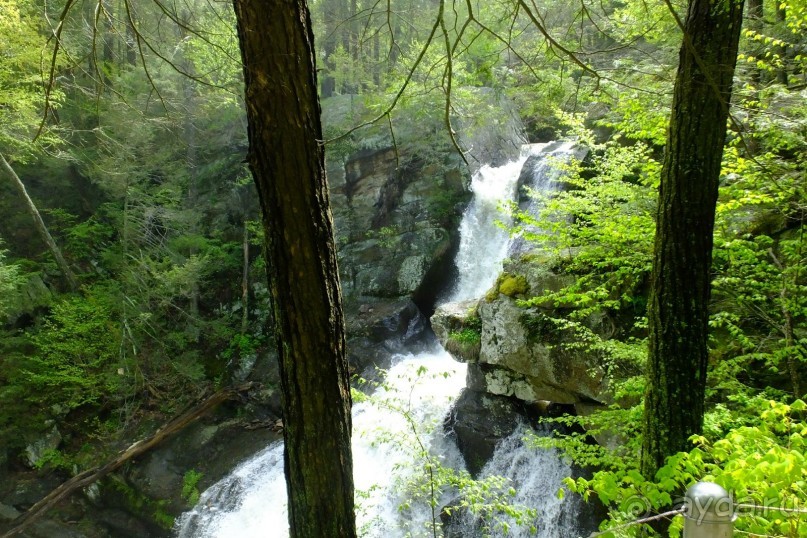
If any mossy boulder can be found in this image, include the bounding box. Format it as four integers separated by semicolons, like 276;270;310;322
430;300;481;362
498;274;529;297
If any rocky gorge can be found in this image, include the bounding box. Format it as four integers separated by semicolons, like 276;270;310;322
0;97;615;537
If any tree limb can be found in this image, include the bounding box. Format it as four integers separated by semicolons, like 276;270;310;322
0;382;258;538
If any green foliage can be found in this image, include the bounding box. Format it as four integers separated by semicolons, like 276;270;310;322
366;225;401;249
564;399;807;538
353;365;538;537
513;116;657;322
22;290;132;412
448;327;481;346
711;231;807;397
0;0;63;159
0;243;22;319
446;322;482;362
182;469;204;506
106;474;175;530
737;0;807;84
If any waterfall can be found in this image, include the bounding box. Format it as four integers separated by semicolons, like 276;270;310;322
446;427;582;538
175;349;466;538
175;143;582;538
450;157;528;302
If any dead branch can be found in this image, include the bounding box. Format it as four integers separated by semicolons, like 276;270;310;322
0;382;257;538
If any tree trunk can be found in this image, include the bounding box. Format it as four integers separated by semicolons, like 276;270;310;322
321;0;352;96
776;2;789;85
641;0;744;479
241;222;249;334
0;153;78;292
747;0;763;88
231;2;357;538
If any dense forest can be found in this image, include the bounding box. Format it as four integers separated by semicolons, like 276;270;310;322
0;0;805;536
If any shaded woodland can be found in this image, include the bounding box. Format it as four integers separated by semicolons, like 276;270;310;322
0;0;806;535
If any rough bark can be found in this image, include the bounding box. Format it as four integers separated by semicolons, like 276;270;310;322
641;0;744;479
231;1;357;537
0;153;79;292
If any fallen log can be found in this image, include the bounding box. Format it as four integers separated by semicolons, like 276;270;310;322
1;382;257;538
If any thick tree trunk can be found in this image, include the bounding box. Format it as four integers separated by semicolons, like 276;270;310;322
231;2;357;538
641;0;744;479
0;153;78;292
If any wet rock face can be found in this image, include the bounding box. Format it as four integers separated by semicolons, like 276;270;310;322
476;295;608;405
326;146;472;368
322;90;528;360
330;147;469;307
432;258;610;406
445;389;527;476
346;298;437;376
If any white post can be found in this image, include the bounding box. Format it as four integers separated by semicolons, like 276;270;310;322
683;482;735;538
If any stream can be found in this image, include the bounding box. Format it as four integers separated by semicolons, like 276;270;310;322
175;142;584;538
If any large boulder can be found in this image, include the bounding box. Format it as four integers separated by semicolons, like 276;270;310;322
476;295;608;404
445;389;527;476
433;258;610;405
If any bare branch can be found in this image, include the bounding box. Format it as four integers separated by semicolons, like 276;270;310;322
34;0;79;141
323;12;443;145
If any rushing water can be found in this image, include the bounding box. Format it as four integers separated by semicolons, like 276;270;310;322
450;156;528;302
175;144;580;538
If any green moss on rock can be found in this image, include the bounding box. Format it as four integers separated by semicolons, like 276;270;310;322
499;274;529;297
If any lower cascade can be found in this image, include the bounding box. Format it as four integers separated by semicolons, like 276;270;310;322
175;143;584;538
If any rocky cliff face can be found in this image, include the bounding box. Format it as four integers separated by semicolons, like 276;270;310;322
323;92;527;373
328;145;469;372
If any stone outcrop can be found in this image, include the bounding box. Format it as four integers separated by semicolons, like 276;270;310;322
433;257;610;406
445;389;534;476
322;92;527;370
329;146;467;303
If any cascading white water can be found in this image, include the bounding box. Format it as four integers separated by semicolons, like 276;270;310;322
450;157;528;302
446;427;581;538
175;143;581;538
176;349;465;538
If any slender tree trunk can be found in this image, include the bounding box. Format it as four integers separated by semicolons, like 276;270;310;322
125;13;137;65
0;153;78;292
102;0;114;86
231;2;357;537
776;2;789;85
641;0;744;479
179;13;201;339
747;0;763;87
241;222;249;335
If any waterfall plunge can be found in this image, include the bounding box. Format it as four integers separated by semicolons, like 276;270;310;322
175;143;582;538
